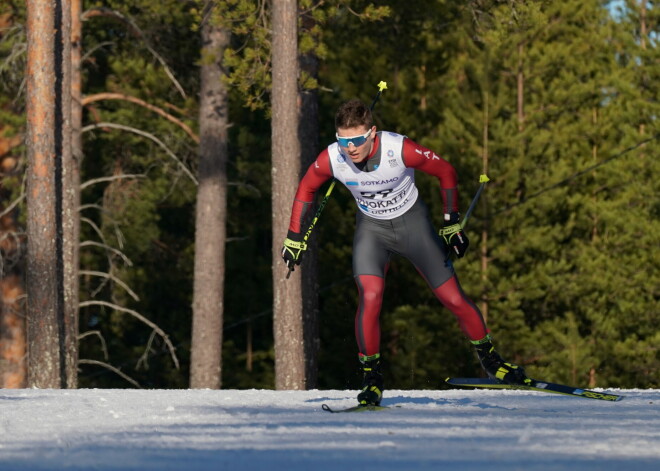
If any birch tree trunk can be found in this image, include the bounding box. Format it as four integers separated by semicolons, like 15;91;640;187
190;6;230;389
271;0;305;390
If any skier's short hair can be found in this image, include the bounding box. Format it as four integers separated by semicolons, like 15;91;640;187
335;99;373;130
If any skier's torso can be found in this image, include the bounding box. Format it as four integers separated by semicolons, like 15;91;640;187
328;132;419;220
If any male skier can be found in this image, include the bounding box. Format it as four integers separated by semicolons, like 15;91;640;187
282;99;528;405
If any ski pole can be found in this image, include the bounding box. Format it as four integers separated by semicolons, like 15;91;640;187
370;80;388;110
286;81;388;279
460;174;490;230
286;180;335;279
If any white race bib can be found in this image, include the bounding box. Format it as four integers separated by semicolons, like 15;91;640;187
328;132;419;220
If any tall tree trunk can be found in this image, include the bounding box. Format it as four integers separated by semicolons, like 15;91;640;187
298;36;320;389
271;0;305;390
190;7;230;389
61;0;82;389
25;0;71;389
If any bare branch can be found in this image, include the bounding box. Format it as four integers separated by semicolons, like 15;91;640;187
80;174;146;191
78;359;141;388
78;330;109;360
136;330;157;371
80;240;133;266
82;93;199;143
80;218;106;244
79;214;123;280
114;226;126;251
79;203;111;215
80;270;140;302
228;181;261;196
82;41;114;62
79;237;131;301
0;193;25;219
79;300;179;369
82;122;198;185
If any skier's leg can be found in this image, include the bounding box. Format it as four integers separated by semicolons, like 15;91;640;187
354;274;386;405
431;275;488;341
352;215;391;405
354;274;385;356
396;202;488;339
432;276;528;384
352;213;391;356
395;200;527;385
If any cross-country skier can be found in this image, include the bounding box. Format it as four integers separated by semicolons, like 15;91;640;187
281;99;529;406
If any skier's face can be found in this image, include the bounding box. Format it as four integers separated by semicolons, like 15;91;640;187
336;125;376;164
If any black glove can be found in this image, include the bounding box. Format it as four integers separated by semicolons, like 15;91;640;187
439;212;469;258
281;230;307;272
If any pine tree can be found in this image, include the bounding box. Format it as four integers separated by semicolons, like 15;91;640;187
433;0;658;387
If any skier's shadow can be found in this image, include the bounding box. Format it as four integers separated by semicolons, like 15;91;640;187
384;395;525;411
304;395;452;408
383;395;450;407
304;394;516;411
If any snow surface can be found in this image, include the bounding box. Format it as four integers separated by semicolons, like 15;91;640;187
1;387;658;471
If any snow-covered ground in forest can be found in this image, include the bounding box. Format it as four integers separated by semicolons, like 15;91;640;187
1;387;659;470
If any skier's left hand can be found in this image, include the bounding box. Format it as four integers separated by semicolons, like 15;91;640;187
440;212;469;258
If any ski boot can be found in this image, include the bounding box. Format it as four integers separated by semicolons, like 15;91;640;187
357;354;384;406
474;336;530;386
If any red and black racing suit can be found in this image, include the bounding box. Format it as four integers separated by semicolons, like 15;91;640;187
287;132;489;357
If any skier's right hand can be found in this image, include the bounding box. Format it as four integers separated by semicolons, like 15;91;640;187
282;231;307;272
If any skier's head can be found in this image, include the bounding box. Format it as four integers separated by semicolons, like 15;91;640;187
335;99;376;164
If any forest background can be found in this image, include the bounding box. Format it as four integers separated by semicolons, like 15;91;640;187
0;0;658;391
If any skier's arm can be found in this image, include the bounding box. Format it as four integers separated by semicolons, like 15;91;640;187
401;138;459;214
402;138;470;257
287;149;333;234
282;150;333;272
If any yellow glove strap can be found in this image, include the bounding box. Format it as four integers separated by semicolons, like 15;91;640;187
440;223;461;238
283;238;307;251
